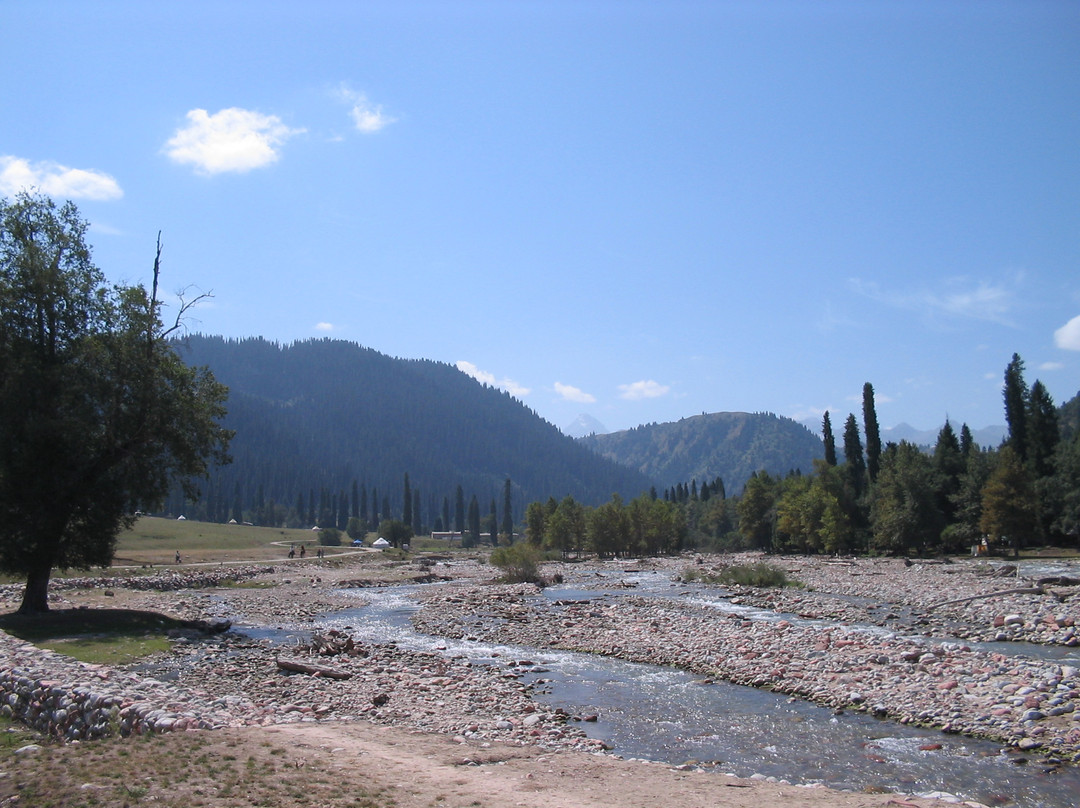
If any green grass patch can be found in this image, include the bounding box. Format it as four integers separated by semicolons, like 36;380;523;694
39;634;172;665
0;608;190;664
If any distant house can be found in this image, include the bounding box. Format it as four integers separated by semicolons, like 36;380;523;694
430;531;463;541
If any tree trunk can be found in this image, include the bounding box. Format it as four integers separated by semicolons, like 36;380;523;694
18;567;52;614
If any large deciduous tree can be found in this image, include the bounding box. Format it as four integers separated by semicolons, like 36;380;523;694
0;192;231;613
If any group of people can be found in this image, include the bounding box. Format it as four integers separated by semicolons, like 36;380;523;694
287;543;323;560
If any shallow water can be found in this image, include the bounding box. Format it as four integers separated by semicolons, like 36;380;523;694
316;585;1080;808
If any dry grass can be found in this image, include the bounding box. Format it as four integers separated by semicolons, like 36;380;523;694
0;720;397;808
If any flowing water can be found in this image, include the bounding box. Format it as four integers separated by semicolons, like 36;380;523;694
305;583;1080;808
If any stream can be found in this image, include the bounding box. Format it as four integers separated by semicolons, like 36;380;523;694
292;580;1080;808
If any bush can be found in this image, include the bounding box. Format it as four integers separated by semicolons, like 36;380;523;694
716;562;790;588
318;528;342;546
489;542;541;584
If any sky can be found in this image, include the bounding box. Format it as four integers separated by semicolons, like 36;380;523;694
3;1;1078;436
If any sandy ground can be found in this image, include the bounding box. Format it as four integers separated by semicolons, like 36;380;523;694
254;720;953;808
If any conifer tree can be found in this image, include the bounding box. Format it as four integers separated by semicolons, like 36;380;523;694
1003;353;1029;462
402;473;412;525
1026;380;1059;479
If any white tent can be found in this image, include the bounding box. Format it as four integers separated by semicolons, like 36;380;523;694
372;537;390;548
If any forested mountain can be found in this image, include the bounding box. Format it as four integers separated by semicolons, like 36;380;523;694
168;336;654;528
578;412;824;494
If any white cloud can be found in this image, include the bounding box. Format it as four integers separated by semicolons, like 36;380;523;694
163;108;304;175
336;85;395;133
554;382;596;404
850;275;1018;326
1054;314;1080;350
315;322;334;332
456;361;530;397
618;380;670;400
0;155;122;200
1040;361;1064;371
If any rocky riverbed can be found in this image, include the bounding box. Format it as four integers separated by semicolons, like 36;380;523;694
411;555;1080;762
1;551;1078;771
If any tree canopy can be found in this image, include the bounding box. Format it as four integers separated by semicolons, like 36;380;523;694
0;192;231;612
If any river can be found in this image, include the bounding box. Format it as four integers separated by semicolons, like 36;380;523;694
298;579;1080;808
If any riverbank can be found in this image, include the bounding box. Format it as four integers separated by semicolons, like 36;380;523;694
0;551;1077;807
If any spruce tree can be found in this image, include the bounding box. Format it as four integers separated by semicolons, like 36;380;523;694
959;423;974;460
403;473;412;525
1003;353;1029;462
1026;380;1059;479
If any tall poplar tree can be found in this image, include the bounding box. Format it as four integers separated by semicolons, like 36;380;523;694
501;477;514;539
842;413;866;498
862;383;882;484
454;485;465;534
822;411;837;466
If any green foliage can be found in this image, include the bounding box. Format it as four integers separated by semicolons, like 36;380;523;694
714;562;792;588
869;441;944;556
377;519;412;548
346;517;365;540
318;527;342;546
489;542;542;583
979;446;1037;556
0;193;231;612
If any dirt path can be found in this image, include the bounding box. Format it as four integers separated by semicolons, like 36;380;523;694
257;721;949;808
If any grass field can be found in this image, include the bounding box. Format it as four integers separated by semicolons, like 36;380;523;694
113;516;345;567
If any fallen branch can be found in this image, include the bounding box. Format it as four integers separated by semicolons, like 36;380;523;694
276;656;352;679
926;587;1045;611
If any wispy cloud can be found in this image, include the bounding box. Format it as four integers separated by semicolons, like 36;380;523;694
163;108;304;175
1040;361;1064;371
618;380;670;400
1054;314;1080;350
554;382;596;404
336;85;396;133
456;361;530;397
0;155;122;200
850;275;1019;326
315;322;334;332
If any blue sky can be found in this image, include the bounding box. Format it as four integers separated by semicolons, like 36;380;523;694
3;1;1078;435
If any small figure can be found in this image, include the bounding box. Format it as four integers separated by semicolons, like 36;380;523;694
175;550;181;565
299;544;306;559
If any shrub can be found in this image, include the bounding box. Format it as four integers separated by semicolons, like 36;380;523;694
716;562;790;588
318;528;342;546
489;542;541;584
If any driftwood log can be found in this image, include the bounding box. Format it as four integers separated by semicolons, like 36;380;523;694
276;656;353;679
926;586;1059;611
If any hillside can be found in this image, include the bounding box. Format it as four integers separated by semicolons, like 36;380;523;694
578;412;825;494
170;336;654;526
